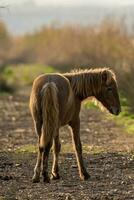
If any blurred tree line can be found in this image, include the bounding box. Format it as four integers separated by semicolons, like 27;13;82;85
0;19;134;111
0;21;12;70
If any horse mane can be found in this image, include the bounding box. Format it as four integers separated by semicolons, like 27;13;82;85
65;67;116;98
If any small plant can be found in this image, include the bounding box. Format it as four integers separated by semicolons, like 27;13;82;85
0;76;14;94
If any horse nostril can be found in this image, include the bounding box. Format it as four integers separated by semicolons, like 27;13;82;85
116;107;121;115
117;108;119;114
111;107;121;115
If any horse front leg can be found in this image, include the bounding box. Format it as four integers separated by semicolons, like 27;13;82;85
70;118;90;180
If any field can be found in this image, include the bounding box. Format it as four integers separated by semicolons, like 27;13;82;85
0;89;134;200
0;18;134;200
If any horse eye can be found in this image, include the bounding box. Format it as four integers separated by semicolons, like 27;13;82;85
107;87;112;92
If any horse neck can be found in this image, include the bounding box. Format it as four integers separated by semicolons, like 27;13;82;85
65;71;101;100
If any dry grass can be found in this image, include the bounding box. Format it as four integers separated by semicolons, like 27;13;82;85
0;19;134;110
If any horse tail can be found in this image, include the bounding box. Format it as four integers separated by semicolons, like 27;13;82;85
40;82;59;148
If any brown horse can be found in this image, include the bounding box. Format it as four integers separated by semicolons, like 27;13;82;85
29;68;121;183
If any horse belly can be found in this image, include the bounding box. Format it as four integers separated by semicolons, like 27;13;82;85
58;87;74;126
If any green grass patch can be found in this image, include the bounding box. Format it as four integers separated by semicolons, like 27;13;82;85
115;110;134;135
15;144;37;154
83;145;104;154
83;99;99;110
0;197;7;200
109;95;134;135
83;95;134;135
15;143;104;155
2;64;56;87
0;91;11;96
62;143;104;154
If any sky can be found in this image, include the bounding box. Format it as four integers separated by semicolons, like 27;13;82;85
33;0;134;6
2;0;134;6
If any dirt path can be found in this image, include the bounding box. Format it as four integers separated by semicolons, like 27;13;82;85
0;94;134;200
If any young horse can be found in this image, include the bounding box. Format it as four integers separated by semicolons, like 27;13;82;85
29;68;121;183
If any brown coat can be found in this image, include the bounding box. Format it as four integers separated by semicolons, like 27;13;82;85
29;68;121;183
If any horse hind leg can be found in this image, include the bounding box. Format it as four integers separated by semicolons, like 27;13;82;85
51;134;61;180
42;140;53;183
32;120;43;183
33;122;53;183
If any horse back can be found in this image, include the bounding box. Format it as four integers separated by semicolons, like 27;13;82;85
30;73;75;125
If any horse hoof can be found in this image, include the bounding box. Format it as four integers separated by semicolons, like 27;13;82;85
80;172;90;181
32;176;40;183
51;173;60;180
43;176;50;183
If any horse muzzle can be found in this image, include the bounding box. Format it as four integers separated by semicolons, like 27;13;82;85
110;106;121;115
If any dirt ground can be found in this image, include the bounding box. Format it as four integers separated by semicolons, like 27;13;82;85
0;93;134;200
